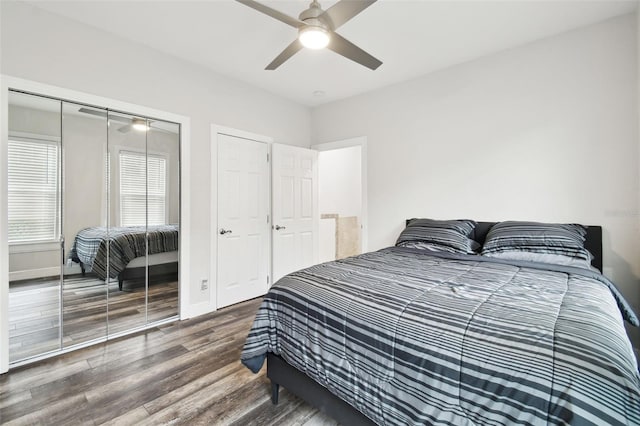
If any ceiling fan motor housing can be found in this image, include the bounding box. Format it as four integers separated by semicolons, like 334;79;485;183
299;0;331;30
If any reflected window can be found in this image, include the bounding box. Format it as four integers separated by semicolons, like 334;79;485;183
119;150;167;226
8;136;60;243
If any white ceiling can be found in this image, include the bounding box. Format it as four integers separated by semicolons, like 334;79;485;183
28;0;637;107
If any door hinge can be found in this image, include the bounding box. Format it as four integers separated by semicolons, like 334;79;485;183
267;275;270;284
267;153;270;162
267;214;269;223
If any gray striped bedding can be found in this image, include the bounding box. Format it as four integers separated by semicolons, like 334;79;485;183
68;225;178;280
396;218;478;254
241;247;640;425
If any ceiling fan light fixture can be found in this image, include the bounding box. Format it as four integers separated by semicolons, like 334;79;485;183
237;0;382;70
299;26;330;49
132;118;148;132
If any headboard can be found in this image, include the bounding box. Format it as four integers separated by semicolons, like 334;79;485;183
405;219;603;272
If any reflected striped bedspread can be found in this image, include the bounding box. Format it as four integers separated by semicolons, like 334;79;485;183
69;225;178;280
242;247;640;425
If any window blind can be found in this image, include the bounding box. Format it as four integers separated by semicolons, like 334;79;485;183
119;150;166;226
8;138;60;243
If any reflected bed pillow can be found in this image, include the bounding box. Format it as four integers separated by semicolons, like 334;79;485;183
396;218;478;254
481;221;593;268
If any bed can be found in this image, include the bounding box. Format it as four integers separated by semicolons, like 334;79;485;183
68;224;179;290
241;220;640;425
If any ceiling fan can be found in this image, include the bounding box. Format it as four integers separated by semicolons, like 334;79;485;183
236;0;382;70
77;107;173;134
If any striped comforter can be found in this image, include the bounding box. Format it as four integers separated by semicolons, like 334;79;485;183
241;247;640;425
68;225;179;280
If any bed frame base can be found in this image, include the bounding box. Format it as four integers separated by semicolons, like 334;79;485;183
76;260;178;291
118;262;179;291
267;353;376;425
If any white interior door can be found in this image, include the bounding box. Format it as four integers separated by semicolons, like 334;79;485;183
272;143;318;282
217;134;269;308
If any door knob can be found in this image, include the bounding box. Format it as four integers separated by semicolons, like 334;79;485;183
219;228;233;235
275;225;286;230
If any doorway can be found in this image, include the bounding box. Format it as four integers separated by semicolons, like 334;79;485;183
314;137;367;263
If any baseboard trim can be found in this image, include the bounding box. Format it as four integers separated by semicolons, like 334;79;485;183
182;301;215;319
10;267;60;282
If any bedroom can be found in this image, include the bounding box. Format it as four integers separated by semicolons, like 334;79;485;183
1;0;639;424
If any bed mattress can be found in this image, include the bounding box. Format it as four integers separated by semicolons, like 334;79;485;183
242;247;640;425
69;224;179;280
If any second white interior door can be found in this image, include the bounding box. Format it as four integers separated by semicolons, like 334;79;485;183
272;143;318;282
217;134;269;308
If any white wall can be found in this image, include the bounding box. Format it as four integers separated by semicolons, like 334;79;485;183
312;14;640;343
318;146;362;262
318;146;362;218
1;2;311;313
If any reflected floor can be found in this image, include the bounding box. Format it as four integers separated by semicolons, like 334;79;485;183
9;274;178;363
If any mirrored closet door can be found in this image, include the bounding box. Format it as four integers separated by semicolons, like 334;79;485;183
7;90;180;364
146;119;180;324
62;102;109;347
7;92;63;361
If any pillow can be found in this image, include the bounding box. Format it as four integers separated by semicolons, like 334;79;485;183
481;221;592;267
482;251;594;270
396;219;478;254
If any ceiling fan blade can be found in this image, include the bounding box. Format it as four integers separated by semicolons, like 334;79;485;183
118;124;133;133
110;116;136;125
327;32;382;70
266;39;304;70
236;0;304;28
78;107;107;118
320;0;376;30
79;107;135;124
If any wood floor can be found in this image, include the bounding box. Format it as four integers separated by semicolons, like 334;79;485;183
0;298;338;426
9;274;179;362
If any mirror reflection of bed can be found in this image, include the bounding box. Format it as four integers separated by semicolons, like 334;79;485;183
7;90;180;363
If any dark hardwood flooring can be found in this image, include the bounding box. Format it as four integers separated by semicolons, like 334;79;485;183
9;275;179;362
0;298;337;426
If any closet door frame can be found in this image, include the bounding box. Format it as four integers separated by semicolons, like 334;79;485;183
0;75;192;373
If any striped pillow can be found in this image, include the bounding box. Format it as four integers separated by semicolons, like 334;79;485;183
481;221;592;265
396;219;478;254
